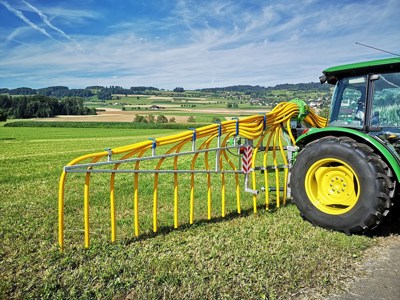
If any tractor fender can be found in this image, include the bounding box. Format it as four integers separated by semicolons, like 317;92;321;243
296;127;400;183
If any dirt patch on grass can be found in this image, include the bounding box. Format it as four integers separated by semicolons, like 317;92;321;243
34;107;267;123
38;110;189;123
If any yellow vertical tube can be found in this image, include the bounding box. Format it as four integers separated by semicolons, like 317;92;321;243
110;172;116;242
263;131;274;210
153;173;159;232
204;149;212;220
263;149;269;210
251;160;257;213
273;128;280;208
278;127;288;206
84;171;90;248
221;172;226;217
235;174;241;214
207;173;212;219
283;162;288;205
174;156;179;228
58;171;66;252
133;150;146;237
133;172;139;237
190;172;194;224
219;150;225;217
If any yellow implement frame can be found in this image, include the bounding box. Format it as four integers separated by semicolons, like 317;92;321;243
58;102;326;251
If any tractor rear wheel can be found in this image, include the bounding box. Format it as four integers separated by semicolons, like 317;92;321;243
291;136;393;233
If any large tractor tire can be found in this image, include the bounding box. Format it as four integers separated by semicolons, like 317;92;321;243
290;136;394;233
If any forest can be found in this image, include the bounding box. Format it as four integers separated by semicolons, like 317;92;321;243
0;95;96;121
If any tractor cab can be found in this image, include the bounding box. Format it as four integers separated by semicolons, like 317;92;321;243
321;58;400;133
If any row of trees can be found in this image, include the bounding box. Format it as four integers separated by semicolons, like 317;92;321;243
133;114;176;124
226;103;239;108
199;83;330;94
96;86;160;99
0;95;96;120
38;86;93;98
1;86;94;98
133;114;197;123
0;85;161;100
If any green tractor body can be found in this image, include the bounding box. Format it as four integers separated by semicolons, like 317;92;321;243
291;57;400;233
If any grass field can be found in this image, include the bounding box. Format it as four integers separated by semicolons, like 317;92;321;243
0;125;376;299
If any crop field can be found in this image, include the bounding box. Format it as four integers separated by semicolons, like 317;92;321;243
0;124;376;299
31;107;271;124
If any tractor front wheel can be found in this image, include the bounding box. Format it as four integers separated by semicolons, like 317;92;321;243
291;136;393;233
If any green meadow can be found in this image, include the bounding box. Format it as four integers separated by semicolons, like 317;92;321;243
0;124;375;299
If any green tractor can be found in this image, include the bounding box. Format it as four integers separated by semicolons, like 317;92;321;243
291;57;400;233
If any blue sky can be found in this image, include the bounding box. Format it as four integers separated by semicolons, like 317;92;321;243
0;0;399;90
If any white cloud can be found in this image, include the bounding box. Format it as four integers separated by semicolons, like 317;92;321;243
0;0;56;41
0;0;399;89
23;0;73;42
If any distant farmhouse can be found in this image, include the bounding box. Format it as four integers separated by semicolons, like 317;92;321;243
150;105;165;110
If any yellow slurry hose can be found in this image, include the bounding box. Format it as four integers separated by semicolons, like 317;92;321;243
58;100;326;250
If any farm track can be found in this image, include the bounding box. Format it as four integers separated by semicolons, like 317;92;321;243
36;108;269;123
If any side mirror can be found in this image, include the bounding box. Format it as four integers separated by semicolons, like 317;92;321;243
366;126;382;132
370;74;380;81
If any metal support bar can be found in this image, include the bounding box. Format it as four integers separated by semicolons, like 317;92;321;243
149;138;156;156
267;146;290;150
66;169;242;174
189;128;197;152
244;173;258;195
216;122;221;172
232;117;239;146
106;148;112;162
268;187;284;192
255;165;289;171
64;145;240;172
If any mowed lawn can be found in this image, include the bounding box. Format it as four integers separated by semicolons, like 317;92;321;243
0;125;375;299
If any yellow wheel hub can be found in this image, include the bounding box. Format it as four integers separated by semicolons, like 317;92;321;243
305;158;360;215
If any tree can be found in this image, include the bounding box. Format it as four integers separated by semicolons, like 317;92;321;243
212;116;221;123
147;114;155;123
97;89;112;100
156;114;168;123
133;115;147;123
0;110;7;121
169;117;176;123
173;87;185;93
9;87;36;95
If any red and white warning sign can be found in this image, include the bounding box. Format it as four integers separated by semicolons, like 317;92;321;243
241;145;253;174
